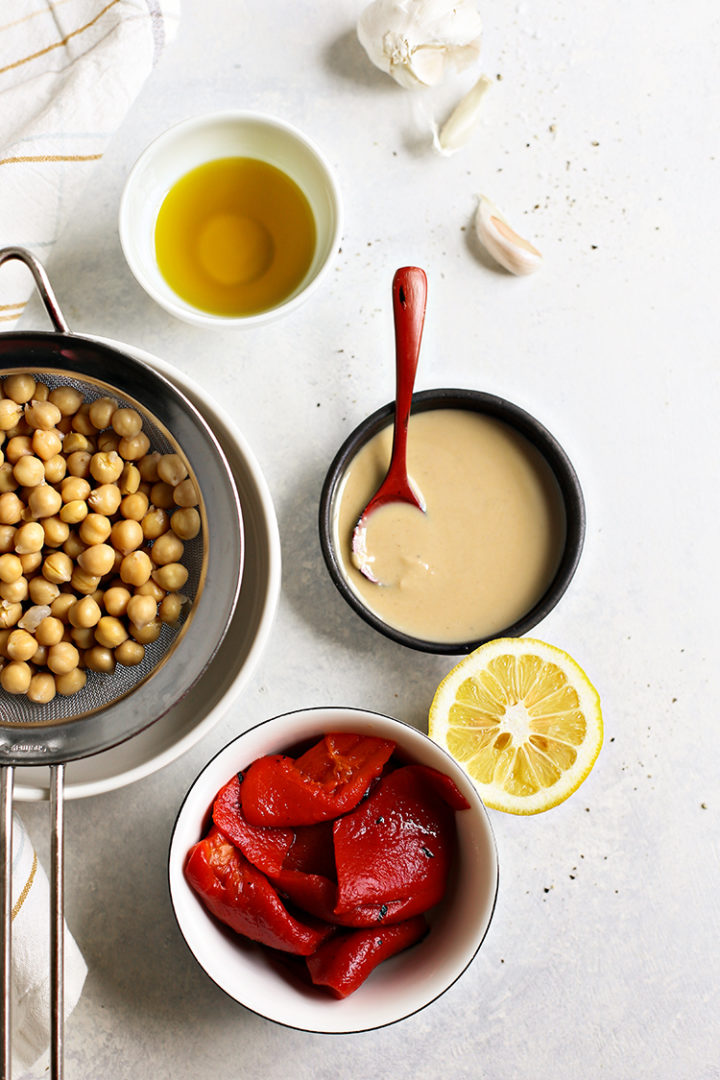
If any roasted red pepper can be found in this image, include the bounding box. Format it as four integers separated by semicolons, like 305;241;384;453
185;826;332;955
213;774;294;875
333;765;461;916
240;733;395;826
306;916;428;998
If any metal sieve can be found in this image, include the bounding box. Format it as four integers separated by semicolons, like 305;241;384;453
0;247;244;1079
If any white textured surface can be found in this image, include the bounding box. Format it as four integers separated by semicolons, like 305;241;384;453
14;1;719;1077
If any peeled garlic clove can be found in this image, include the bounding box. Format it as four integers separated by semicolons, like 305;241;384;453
474;195;543;276
433;73;493;155
357;0;483;90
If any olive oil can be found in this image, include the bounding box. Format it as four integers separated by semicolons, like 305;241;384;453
154;156;316;317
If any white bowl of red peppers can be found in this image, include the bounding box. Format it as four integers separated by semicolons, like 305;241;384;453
168;707;499;1032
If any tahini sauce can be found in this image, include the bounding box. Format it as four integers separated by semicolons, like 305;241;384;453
333;409;566;644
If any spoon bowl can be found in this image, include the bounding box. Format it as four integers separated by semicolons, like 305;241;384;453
351;266;428;581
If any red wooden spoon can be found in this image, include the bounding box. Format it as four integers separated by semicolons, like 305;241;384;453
351;266;428;582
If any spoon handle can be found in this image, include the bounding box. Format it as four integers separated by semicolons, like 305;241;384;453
385;266;427;498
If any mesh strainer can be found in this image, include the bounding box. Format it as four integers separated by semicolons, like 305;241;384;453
0;248;244;1079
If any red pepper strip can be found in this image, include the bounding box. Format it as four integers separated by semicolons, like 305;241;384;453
212;775;294;876
240;734;396;827
269;867;420;927
333;766;458;915
306;916;428;998
185;826;333;956
406;764;471;811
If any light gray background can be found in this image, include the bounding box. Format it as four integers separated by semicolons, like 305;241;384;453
16;1;719;1077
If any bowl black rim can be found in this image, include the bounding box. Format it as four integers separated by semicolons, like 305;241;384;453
318;388;586;655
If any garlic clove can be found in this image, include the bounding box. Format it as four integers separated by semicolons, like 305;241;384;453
433;73;493;155
474;195;543;276
357;0;483;90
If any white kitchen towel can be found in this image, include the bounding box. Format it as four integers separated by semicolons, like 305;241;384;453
0;0;180;328
10;811;88;1075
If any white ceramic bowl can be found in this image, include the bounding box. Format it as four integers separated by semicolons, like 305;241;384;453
119;111;342;328
168;707;499;1033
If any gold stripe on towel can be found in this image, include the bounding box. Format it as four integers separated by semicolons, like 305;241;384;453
0;0;122;76
11;850;37;921
0;153;103;165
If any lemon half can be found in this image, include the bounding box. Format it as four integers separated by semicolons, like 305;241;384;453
429;638;602;815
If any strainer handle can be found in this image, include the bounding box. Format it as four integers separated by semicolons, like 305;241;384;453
0;247;70;333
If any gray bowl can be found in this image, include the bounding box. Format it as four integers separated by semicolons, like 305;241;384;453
319;388;586;654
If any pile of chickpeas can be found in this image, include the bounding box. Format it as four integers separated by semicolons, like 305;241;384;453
0;373;201;704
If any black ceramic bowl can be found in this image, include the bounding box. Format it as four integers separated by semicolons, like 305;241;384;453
319;388;586;654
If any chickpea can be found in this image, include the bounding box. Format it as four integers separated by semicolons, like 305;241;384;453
62;533;86;560
126;594;157;628
70;626;95;650
32;428;63;461
43;551;73;584
36;616;65;647
173;478;199;508
151;532;184;566
55;668;87;696
0;400;23;431
157;454;188;487
5;436;32;463
90;451;123;484
0;629;9;658
0;492;24;524
118;432;150;461
84;645;116;674
170;507;201;541
152;563;189;592
0;525;16;553
28;484;62;519
149;482;174;510
60;499;88;525
0;464;17;494
135;579;165;604
61;476;91;503
65;450;91;478
79;514;111;546
119;550;153;587
0;660;32;694
141;507;170;540
6;628;38;662
130;618;162;645
43;455;67;485
49;386;83;416
0;602;23;629
49;593;75;622
0;553;23;583
0;577;28;604
111;408;143;439
119;491;148;521
70;403;96;436
103;586;131;617
41;516;70;548
96;432;119;455
3;375;36;405
13;455;45;487
32;383;50;402
68;595;101;629
62;432;91;455
88;397;117;430
19;552;43;576
114;639;144;667
70;568;102;595
94;615;128;649
25;400;62;430
47;641;79;675
159;593;186;625
27;671;56;704
118;463;141;495
110;519;143;556
87;483;121;516
29;577;59;606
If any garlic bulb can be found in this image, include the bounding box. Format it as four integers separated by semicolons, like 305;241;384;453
433;73;493;155
357;0;483;90
474;195;543;276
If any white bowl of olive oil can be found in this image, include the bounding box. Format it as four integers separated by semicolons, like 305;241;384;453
119;111;343;328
